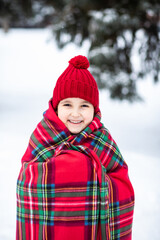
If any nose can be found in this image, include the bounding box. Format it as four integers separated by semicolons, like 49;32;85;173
71;108;80;117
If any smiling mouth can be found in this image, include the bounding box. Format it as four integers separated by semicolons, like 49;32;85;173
68;120;83;124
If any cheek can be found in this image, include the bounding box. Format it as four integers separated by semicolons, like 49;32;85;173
57;108;67;123
85;110;94;123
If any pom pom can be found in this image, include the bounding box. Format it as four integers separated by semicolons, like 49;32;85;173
69;55;89;69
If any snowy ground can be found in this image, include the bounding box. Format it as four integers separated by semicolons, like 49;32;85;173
0;29;160;239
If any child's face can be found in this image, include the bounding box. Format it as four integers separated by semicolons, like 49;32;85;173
57;97;94;134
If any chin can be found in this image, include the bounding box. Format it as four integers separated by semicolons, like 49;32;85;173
69;128;82;134
70;130;81;134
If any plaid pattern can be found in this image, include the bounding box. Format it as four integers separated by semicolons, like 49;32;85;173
16;99;134;240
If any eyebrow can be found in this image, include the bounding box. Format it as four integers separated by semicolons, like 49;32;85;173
60;100;71;104
60;100;91;105
81;101;91;104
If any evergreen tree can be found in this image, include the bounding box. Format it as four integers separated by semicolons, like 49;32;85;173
0;0;159;101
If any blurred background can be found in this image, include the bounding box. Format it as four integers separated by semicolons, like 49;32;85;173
0;1;160;239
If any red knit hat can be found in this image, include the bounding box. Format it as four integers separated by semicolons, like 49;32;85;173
52;55;99;109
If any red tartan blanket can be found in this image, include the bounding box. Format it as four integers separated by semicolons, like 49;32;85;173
16;99;134;240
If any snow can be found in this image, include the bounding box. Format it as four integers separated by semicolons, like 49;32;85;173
0;29;160;239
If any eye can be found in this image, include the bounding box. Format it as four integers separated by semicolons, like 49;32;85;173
81;104;89;108
63;103;71;107
63;103;70;107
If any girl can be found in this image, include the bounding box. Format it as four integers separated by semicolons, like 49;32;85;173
16;55;134;240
